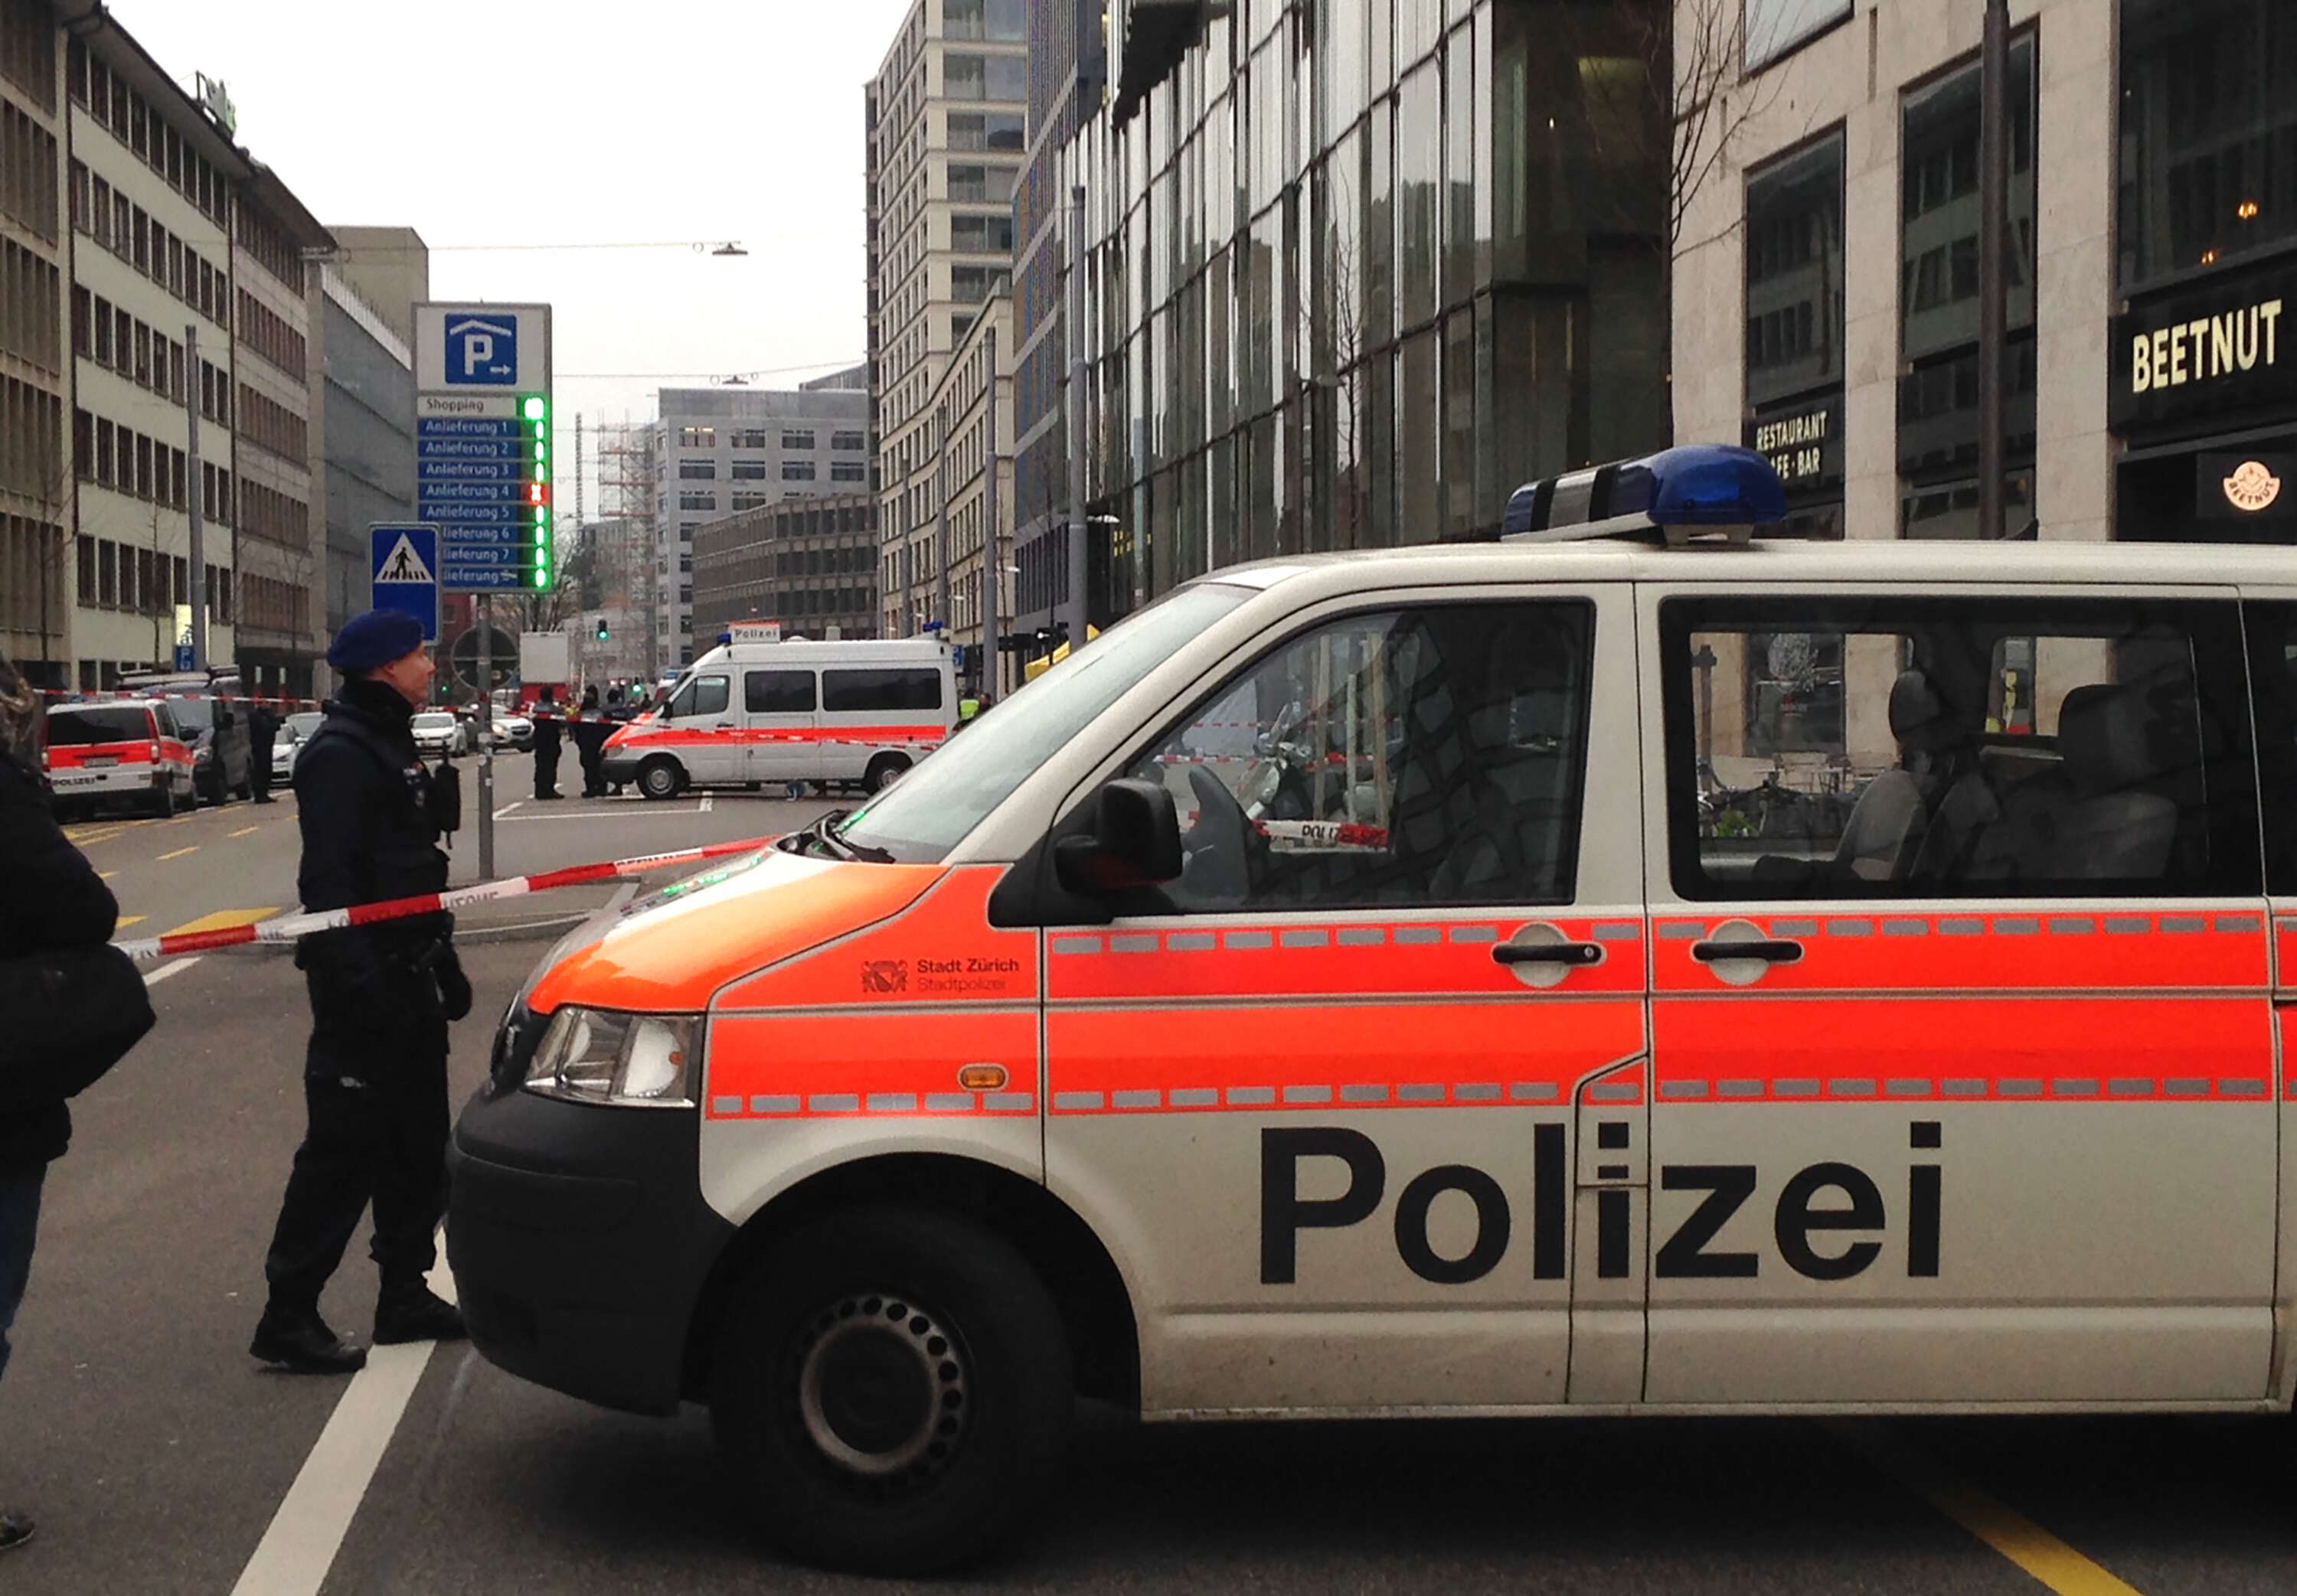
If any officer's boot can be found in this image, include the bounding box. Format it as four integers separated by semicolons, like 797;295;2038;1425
374;1282;466;1346
250;1302;368;1375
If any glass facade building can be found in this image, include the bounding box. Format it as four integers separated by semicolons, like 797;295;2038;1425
1013;0;1670;630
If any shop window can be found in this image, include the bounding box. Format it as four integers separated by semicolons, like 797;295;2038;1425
1745;131;1847;537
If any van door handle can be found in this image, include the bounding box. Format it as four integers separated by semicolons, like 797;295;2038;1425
1492;942;1603;967
1691;938;1804;964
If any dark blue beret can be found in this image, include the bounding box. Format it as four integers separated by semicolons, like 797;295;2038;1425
326;609;427;673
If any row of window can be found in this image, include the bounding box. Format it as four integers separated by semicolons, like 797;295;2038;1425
238;478;308;550
0;101;57;246
68;38;230;228
0;377;59;507
674;426;868;451
236;289;306;382
944;52;1026;104
236;567;302;635
69;160;231;332
0;237;59;374
70;286;227;424
72;406;234;525
74;535;233;624
236;383;307;465
678;459;868;484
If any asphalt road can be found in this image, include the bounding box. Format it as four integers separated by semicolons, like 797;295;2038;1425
5;786;2295;1593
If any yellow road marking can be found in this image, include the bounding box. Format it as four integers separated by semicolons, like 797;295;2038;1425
115;915;145;929
1833;1422;2144;1595
228;826;260;838
98;870;117;880
161;907;278;936
157;846;198;860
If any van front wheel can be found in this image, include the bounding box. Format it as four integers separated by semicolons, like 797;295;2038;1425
636;756;685;800
709;1206;1071;1575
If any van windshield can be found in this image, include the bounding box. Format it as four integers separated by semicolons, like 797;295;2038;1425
834;583;1253;862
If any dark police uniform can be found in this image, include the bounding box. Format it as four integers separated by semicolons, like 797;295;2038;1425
530;697;564;799
254;676;469;1366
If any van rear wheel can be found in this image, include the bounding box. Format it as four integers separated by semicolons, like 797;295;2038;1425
864;754;909;794
709;1206;1071;1575
636;756;685;800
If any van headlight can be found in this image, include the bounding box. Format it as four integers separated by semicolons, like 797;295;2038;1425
524;1007;701;1108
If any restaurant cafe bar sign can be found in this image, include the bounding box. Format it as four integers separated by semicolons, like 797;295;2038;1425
2112;259;2297;430
1743;394;1843;494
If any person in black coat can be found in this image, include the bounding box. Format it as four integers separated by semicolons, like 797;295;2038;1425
247;701;279;804
568;684;612;798
250;612;472;1375
0;652;118;1553
529;687;564;800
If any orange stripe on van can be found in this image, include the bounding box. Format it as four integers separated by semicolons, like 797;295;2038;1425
706;1008;1038;1118
1048;916;1645;1003
1653;994;2272;1102
1047;1000;1645;1112
1652;911;2265;993
714;866;1037;1010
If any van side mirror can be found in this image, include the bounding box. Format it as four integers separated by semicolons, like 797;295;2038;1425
1054;778;1183;894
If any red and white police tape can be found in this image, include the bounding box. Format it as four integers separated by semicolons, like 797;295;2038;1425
113;834;779;963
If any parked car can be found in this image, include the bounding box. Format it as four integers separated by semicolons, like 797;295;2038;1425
412;710;469;758
272;710;324;784
484;710;534;751
162;693;253;806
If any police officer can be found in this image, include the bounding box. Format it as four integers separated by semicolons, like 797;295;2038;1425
530;686;564;801
247;700;279;804
250;610;471;1374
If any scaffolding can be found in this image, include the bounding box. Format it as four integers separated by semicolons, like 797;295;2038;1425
596;418;663;682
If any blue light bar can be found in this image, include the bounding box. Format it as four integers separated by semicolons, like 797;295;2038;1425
1501;444;1788;541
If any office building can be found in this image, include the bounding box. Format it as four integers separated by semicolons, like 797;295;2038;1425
691;491;880;645
311;262;417;653
868;0;1028;642
888;288;1012;678
652;383;871;667
0;0;67;686
230;167;331;698
1012;0;1671;636
1675;0;2296;550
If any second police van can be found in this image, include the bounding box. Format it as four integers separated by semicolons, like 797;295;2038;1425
600;628;957;799
446;446;2297;1572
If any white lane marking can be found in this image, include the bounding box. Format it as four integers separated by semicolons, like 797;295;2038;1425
143;957;201;986
229;1239;456;1596
698;795;713;813
491;800;524;820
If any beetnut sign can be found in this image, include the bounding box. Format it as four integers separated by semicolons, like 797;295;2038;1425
2111;262;2295;431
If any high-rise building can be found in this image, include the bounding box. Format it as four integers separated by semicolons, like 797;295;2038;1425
651;383;872;666
1012;0;1671;638
868;0;1029;642
230;167;332;698
1675;0;2296;551
691;491;880;645
310;263;416;654
0;0;68;687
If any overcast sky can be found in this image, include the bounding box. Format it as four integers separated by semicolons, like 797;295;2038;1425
109;0;914;515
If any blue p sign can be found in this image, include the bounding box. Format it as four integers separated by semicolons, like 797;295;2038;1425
446;315;517;386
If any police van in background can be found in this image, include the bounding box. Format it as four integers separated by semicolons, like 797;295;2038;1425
452;445;2297;1575
602;628;957;800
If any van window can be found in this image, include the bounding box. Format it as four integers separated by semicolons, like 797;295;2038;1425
823;668;941;713
48;706;153;745
1120;602;1595;912
746;670;815;714
1660;596;2259;899
668;673;730;719
2238;601;2297;896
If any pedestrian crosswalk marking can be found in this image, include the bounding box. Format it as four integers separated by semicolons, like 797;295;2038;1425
374;532;435;584
161;906;278;936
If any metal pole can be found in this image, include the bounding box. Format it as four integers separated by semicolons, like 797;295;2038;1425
985;331;1001;697
475;598;495;880
185;324;205;671
1976;0;2009;540
936;407;952;643
1065;183;1090;651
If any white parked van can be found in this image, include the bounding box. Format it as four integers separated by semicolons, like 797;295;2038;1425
601;636;956;800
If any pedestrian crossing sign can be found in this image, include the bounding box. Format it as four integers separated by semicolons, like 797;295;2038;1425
368;523;440;641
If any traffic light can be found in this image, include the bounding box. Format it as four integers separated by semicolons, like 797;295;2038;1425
595;617;609;641
521;393;552;591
